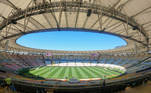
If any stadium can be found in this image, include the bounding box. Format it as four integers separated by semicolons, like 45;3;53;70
0;0;151;93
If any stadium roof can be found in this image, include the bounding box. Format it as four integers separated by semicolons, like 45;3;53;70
0;0;151;54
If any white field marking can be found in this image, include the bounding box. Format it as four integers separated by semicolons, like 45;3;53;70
47;62;126;71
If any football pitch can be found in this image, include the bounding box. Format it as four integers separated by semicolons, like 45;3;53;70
22;66;124;80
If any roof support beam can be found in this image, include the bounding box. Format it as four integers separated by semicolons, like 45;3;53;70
102;17;110;26
142;21;151;26
98;12;103;30
28;17;46;29
6;0;19;10
0;0;19;10
64;1;69;28
143;10;151;15
22;0;34;33
50;10;60;30
75;1;82;28
103;18;113;29
82;17;89;28
5;24;12;37
58;7;63;27
105;21;121;31
123;23;129;36
16;23;33;31
32;0;53;28
6;26;18;31
43;14;53;28
3;30;16;35
106;23;123;32
65;12;69;27
111;0;121;9
116;0;132;11
42;1;53;28
84;1;97;29
11;24;26;33
131;6;151;18
89;14;103;29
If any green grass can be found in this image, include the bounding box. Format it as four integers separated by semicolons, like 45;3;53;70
21;66;124;79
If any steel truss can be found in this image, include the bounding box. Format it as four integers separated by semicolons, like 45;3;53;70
0;1;149;52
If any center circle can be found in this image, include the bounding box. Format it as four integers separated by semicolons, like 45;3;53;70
16;29;127;51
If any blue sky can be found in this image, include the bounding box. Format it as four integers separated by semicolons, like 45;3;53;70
16;30;127;51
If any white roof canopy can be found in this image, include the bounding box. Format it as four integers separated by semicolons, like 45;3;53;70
0;0;151;54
